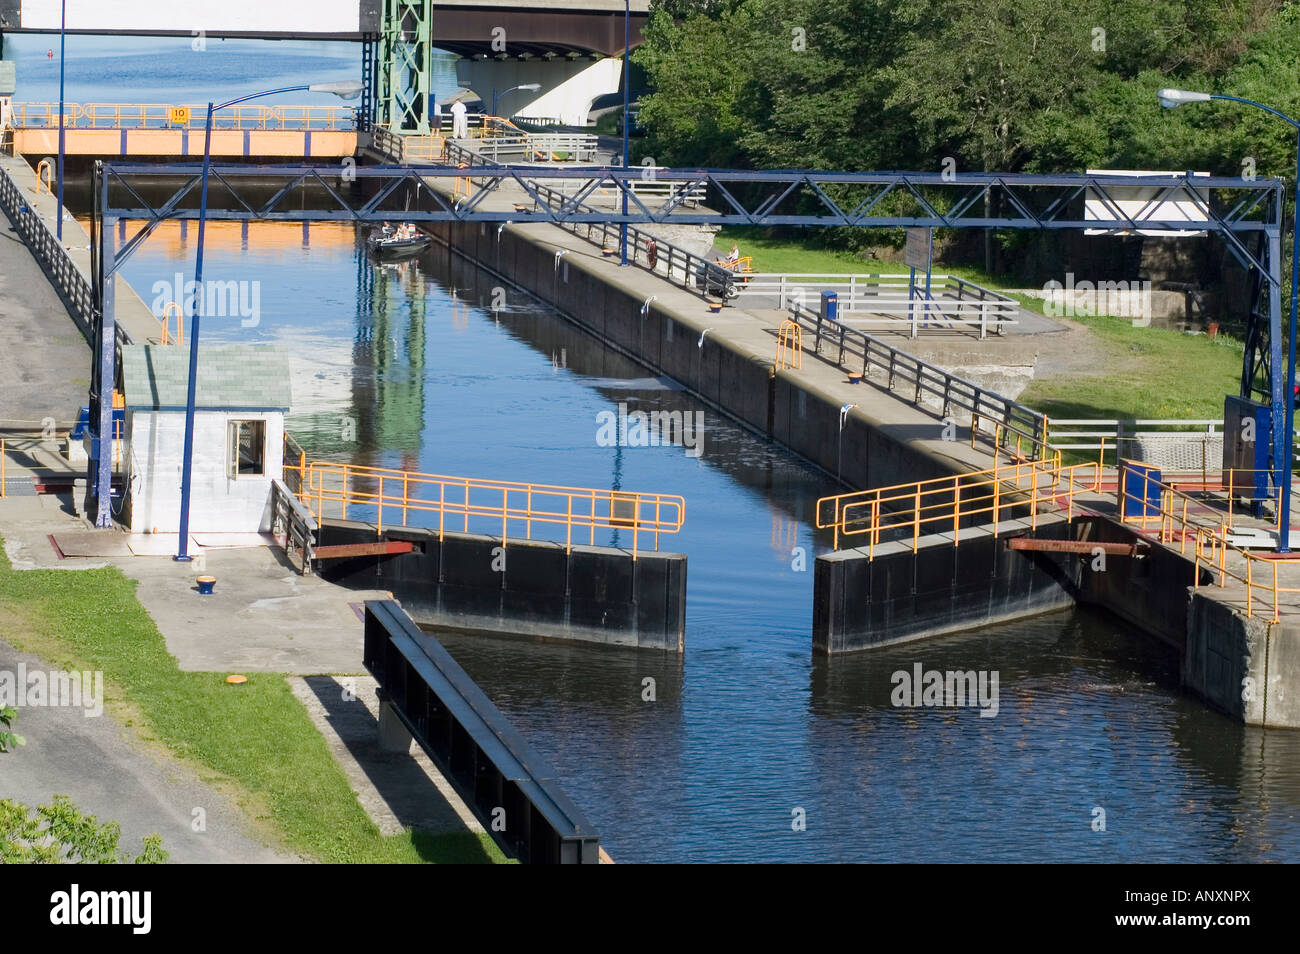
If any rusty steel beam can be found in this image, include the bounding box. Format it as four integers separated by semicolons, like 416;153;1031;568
1007;538;1149;555
313;540;415;559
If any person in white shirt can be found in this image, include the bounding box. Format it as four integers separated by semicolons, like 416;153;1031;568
450;100;468;139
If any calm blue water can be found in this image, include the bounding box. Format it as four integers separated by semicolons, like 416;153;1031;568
2;34;460;108
47;40;1300;863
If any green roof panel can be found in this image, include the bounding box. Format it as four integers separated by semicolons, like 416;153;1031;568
122;345;292;411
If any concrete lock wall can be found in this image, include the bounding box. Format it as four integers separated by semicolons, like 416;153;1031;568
316;521;687;652
427;216;1299;724
814;511;1300;727
813;517;1081;654
431;220;966;492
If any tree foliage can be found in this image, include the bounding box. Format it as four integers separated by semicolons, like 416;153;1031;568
0;705;23;752
635;0;1298;181
0;795;168;864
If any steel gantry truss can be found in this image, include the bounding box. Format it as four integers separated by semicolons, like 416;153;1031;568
85;162;1286;527
377;0;434;134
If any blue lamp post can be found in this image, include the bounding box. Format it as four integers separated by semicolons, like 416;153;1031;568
1158;88;1300;552
174;81;362;561
620;0;630;266
55;0;65;241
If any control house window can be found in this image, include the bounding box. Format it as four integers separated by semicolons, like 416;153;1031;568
228;420;266;477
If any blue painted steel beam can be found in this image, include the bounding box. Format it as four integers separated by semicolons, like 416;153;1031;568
84;161;1287;524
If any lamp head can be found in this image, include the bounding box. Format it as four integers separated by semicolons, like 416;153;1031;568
310;81;365;101
520;83;541;92
1157;88;1212;109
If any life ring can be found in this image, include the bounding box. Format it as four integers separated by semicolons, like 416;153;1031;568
646;239;658;270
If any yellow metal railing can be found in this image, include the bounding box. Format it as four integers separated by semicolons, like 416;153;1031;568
301;460;685;559
775;319;802;370
454;162;472;198
816;451;1092;554
1116;463;1300;621
35;157;53;195
158;301;184;345
402;134;447;160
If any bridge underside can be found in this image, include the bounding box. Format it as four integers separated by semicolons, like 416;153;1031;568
0;2;646;52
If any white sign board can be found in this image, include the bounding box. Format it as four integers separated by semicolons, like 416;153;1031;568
904;227;931;270
20;0;361;34
1085;169;1210;238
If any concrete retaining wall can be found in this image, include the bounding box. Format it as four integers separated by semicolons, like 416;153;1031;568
316;520;686;652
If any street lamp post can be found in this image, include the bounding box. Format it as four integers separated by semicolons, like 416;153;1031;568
56;0;66;241
620;0;630;266
174;81;362;562
491;82;540;119
1159;88;1300;552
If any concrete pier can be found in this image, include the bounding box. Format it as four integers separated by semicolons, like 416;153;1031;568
316;520;687;652
812;509;1300;728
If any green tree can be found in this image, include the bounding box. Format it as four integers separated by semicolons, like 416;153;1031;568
0;795;168;864
634;4;758;169
0;705;23;752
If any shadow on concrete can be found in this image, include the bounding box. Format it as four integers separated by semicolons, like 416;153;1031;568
299;674;494;862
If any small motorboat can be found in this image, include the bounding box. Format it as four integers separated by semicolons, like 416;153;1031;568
368;224;431;259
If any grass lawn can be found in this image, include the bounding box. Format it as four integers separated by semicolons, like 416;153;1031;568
1018;315;1243;421
719;229;1244;421
0;542;506;864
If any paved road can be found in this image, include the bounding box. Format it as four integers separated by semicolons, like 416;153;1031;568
0;200;91;427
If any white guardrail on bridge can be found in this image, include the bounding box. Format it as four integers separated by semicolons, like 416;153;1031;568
740;273;1019;339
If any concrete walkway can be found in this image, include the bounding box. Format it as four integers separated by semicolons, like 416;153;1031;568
0;493;489;855
0;180;92;427
0;493;392;674
0;152;161;348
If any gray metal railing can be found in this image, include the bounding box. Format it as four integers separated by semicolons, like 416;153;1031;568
529;182;733;300
370;125;405;163
738;273;1018;338
787;300;1048;455
270;478;317;574
472;133;598;163
0;160;99;346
